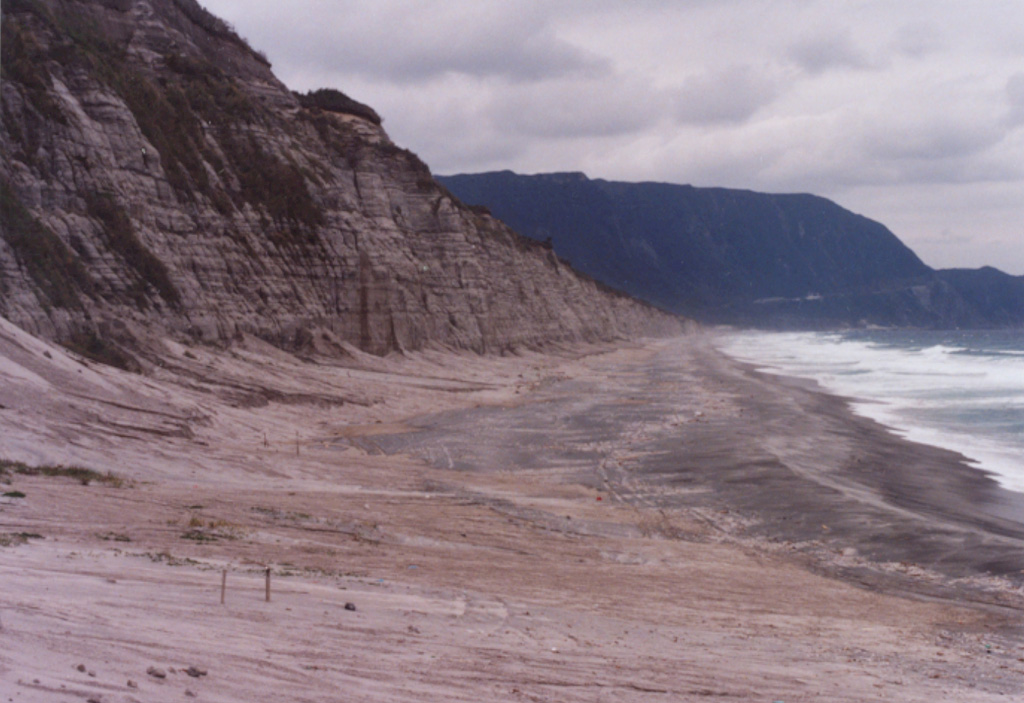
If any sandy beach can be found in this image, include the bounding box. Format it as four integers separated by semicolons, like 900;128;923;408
1;319;1023;702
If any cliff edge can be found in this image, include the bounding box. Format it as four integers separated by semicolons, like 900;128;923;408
0;0;679;357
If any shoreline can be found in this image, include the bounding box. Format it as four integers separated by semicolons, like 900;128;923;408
717;328;1024;495
374;332;1024;597
697;338;1024;596
2;321;1024;700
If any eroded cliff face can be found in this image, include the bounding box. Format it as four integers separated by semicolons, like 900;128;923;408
0;0;679;356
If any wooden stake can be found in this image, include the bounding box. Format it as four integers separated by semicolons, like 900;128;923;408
265;567;271;602
220;569;227;604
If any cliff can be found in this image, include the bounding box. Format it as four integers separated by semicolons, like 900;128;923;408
439;171;1024;329
0;0;679;359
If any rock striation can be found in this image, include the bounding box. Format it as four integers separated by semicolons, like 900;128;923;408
0;0;679;358
439;170;1024;329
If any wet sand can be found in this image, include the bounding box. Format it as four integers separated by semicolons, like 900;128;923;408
375;332;1024;601
1;319;1023;701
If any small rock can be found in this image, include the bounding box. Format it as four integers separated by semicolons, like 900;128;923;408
344;602;357;611
127;680;138;688
88;670;96;677
407;625;420;634
76;664;86;673
185;690;196;698
146;666;167;679
185;666;207;678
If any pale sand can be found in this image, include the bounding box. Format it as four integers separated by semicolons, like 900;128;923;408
1;317;1023;702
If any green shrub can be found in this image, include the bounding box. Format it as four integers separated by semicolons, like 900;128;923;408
61;331;139;372
1;180;93;309
295;88;382;125
96;0;133;12
0;533;31;547
170;0;269;65
0;18;67;124
0;459;124;487
219;132;324;232
85;191;181;309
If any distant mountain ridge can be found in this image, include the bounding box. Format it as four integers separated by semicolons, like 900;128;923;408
438;171;1024;329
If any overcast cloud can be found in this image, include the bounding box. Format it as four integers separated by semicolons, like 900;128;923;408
202;0;1024;274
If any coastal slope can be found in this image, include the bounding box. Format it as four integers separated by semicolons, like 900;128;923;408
0;0;677;356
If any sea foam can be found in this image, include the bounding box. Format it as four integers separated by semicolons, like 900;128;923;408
719;329;1024;493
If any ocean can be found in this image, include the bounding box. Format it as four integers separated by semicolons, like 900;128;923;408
718;329;1024;493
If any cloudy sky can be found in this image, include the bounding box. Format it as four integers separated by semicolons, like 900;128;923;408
201;0;1024;274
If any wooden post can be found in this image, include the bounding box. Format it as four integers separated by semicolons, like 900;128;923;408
220;569;227;604
265;567;271;602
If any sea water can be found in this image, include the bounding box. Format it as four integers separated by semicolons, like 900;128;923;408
718;329;1024;493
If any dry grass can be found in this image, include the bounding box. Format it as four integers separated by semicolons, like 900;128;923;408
0;459;125;487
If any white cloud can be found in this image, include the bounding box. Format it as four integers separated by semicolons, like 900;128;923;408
889;21;947;58
786;30;874;74
671;65;780;124
200;0;1024;273
203;1;610;84
1005;73;1024;126
485;73;667;139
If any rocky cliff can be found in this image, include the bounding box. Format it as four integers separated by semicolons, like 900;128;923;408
439;171;1024;329
0;0;678;359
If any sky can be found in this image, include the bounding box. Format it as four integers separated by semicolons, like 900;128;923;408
200;0;1024;275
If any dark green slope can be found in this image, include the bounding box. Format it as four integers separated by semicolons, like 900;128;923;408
439;171;1023;329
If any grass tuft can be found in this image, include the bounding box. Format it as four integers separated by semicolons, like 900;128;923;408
0;532;43;547
0;459;125;487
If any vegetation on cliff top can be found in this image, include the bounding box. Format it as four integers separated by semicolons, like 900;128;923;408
0;0;675;353
294;88;382;126
3;0;325;236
